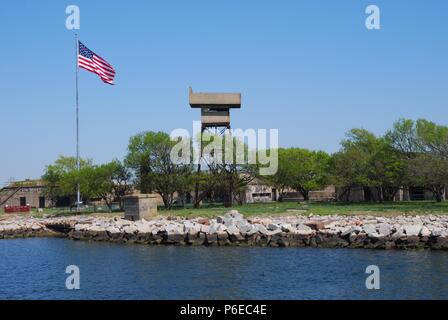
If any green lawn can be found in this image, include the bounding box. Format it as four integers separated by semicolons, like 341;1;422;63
157;200;448;218
3;201;448;219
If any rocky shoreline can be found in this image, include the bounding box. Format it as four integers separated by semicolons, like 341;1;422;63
1;211;448;250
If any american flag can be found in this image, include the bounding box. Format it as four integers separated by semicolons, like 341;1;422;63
78;41;116;85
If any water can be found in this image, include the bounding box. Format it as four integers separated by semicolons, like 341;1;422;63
0;238;447;299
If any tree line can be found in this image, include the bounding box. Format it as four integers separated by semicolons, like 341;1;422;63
42;118;448;208
331;119;448;202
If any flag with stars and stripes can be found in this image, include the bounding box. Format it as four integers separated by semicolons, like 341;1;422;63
78;41;116;85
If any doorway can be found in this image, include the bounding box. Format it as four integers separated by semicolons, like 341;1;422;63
39;197;45;208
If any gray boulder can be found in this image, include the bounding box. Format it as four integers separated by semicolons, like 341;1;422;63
184;221;201;235
227;225;244;241
236;220;253;234
123;225;138;234
404;224;423;237
420;226;431;237
106;226;121;234
255;224;269;235
362;224;377;235
268;223;280;231
295;224;314;235
280;223;293;232
220;210;246;227
377;223;392;237
225;210;244;220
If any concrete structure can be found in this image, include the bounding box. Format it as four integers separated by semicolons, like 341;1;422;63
189;87;241;130
243;179;336;203
276;186;336;202
123;194;158;221
244;180;276;203
0;180;49;209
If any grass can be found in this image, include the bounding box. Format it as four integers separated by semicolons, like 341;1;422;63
2;201;448;219
157;200;448;218
158;202;303;218
301;201;448;216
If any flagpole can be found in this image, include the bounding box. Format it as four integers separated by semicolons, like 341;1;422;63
75;33;80;213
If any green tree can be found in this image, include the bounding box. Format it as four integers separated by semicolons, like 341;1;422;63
416;119;448;157
271;148;330;201
385;118;420;156
406;154;448;202
389;118;448;158
85;160;133;210
42;156;93;205
387;118;448;201
332;129;406;202
125;131;193;209
198;132;256;207
330;147;369;201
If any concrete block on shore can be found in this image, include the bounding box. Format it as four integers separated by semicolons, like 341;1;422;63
123;194;158;221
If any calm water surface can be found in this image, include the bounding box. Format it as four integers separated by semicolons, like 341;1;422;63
0;238;447;299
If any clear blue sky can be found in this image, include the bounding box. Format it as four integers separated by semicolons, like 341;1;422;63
1;0;447;184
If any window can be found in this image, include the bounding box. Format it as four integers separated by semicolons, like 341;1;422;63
252;193;271;198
